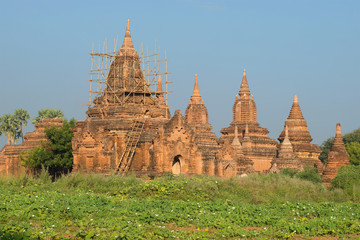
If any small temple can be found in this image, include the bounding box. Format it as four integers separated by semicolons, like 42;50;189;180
0;20;349;185
322;123;350;186
277;95;323;170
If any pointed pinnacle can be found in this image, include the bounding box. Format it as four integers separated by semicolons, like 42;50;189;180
232;126;241;146
336;122;341;137
331;122;347;152
239;69;250;98
283;124;292;145
288;95;304;120
156;76;165;103
190;74;202;104
121;19;134;49
294;95;298;103
157;76;162;92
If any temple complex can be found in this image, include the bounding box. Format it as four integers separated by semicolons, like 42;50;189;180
322;123;350;186
219;70;277;172
72;20;221;177
278;96;323;170
0;118;63;175
1;20;348;183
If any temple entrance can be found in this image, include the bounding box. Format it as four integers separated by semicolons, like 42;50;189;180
172;155;182;175
223;164;234;178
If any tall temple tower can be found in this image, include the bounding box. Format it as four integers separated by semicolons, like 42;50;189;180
72;20;170;174
184;74;220;173
278;96;322;169
220;70;277;172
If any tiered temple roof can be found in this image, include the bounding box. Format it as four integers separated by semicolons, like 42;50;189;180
184;74;219;153
278;96;322;169
322;123;350;186
220;70;277;172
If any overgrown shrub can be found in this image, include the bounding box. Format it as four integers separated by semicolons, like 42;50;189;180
331;165;360;201
294;168;322;184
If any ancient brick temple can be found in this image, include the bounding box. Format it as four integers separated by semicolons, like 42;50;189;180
0;118;63;175
1;20;348;182
277;96;323;171
219;70;278;172
70;20;333;178
322;123;350;186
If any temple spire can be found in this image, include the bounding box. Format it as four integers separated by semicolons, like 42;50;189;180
239;69;250;98
121;19;134;49
190;74;203;104
156;76;165;104
282;125;291;145
231;126;241;147
288;95;304;119
331;123;347;152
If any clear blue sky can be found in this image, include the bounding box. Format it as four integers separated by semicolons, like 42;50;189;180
1;0;359;146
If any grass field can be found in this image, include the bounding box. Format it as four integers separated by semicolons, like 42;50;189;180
1;172;359;239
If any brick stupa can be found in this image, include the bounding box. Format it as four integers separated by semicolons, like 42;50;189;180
278;96;322;170
269;125;302;172
322;123;350;186
219;70;277;172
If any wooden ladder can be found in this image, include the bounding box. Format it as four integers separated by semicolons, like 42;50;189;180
116;117;146;173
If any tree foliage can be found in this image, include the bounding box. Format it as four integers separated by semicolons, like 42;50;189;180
32;109;64;124
0;109;30;145
331;165;360;200
319;127;360;165
21;118;75;177
345;142;360;166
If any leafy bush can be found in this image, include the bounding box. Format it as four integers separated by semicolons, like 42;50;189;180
294;168;322;184
280;168;299;177
21;118;75;177
331;165;360;201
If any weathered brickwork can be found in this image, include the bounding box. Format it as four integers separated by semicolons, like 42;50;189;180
1;20;346;183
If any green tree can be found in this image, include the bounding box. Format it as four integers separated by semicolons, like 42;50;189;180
0;114;20;145
331;165;360;200
13;108;30;143
21;118;75;177
345;142;360;166
319;137;334;164
32;109;64;124
319;127;360;165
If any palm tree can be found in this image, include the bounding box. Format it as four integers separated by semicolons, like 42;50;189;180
14;108;30;143
0;114;19;145
32;109;64;124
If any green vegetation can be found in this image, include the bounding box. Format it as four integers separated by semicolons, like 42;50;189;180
280;167;322;184
0;108;30;145
332;165;360;200
32;108;64;124
21;119;75;177
320;127;360;165
1;172;359;239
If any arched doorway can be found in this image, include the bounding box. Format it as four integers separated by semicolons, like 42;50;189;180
172;155;182;175
223;164;234;178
